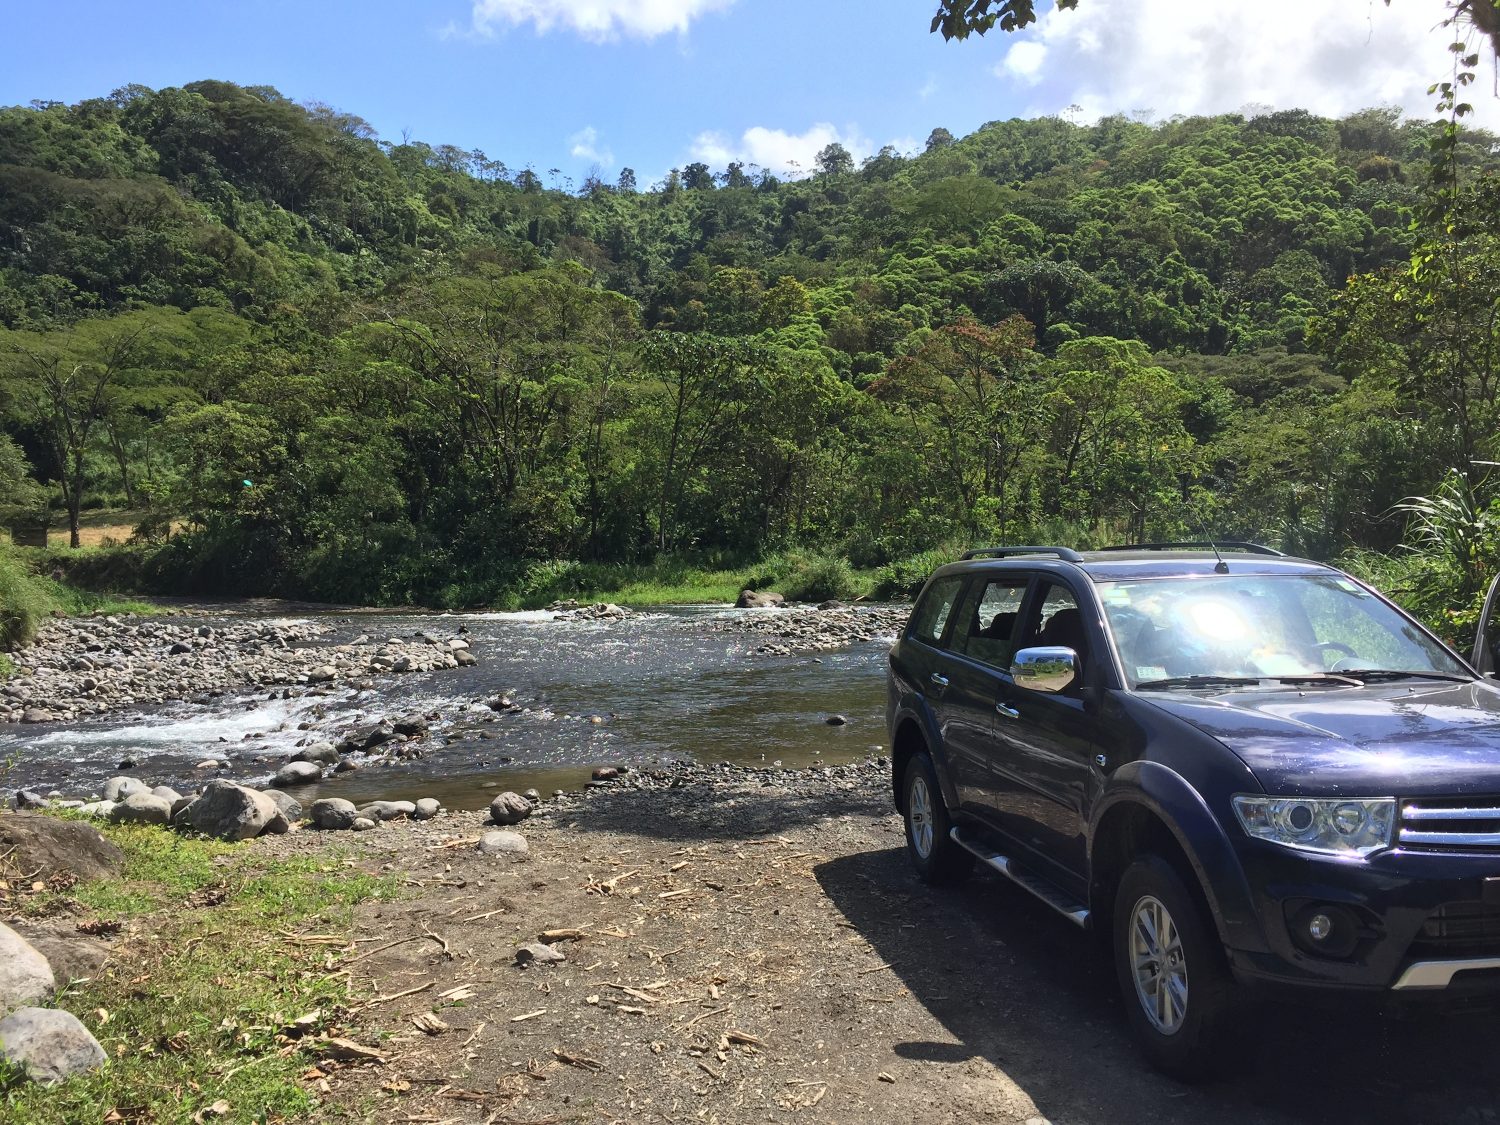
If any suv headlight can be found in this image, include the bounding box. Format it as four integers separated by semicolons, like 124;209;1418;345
1231;796;1395;858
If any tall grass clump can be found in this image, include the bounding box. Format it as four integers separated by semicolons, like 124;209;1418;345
873;547;962;601
780;551;862;603
0;547;53;650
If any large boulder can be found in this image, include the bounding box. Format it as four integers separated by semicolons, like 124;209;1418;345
309;798;357;831
0;813;123;883
175;780;280;841
101;776;149;802
272;760;322;788
0;923;54;1017
488;792;532;826
262;789;303;823
108;792;173;826
0;1007;107;1084
735;589;785;609
7;922;109;988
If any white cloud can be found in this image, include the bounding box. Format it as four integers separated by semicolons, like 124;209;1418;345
569;125;614;166
1000;40;1047;85
993;0;1499;129
469;0;735;42
918;75;939;100
689;122;874;177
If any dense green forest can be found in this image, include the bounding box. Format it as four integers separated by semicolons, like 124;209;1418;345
1;81;1499;621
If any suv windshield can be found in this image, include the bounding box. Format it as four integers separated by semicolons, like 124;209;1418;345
1097;573;1470;688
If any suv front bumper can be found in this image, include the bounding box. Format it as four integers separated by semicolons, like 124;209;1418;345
1230;843;1500;993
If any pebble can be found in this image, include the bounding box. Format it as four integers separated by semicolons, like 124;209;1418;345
710;605;908;657
514;941;564;965
0;615;477;726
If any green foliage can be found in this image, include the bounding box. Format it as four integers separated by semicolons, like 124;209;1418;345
779;551;862;602
0;81;1497;609
873;548;962;600
0;547;52;649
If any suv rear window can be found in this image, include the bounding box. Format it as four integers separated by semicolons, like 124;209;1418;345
909;576;964;646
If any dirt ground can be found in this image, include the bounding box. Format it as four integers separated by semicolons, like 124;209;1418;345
258;761;1500;1125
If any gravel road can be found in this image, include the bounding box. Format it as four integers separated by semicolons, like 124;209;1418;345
248;758;1500;1125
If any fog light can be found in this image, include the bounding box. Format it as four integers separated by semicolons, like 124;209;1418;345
1288;902;1364;959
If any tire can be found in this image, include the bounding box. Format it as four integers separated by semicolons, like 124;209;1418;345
1112;854;1238;1081
901;752;974;885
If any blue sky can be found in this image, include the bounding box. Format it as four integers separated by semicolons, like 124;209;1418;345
1;0;1482;186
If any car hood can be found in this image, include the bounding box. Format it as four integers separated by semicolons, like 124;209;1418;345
1142;679;1500;796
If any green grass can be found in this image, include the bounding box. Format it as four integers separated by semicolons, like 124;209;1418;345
2;820;395;1124
504;552;881;610
0;546;160;652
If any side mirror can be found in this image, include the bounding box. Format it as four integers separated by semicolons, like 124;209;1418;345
1010;646;1078;694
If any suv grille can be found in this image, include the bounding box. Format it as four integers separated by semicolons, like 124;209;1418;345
1399;799;1500;852
1412;902;1500;956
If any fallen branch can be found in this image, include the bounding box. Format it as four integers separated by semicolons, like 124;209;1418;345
678;1006;730;1031
343;933;447;965
359;980;436;1007
552;1049;603;1071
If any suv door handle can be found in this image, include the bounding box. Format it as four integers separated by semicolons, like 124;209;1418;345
995;702;1020;719
929;673;949;688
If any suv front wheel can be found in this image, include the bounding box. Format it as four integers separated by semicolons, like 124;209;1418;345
901;752;974;885
1113;855;1237;1081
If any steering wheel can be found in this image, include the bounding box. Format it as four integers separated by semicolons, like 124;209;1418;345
1315;640;1357;657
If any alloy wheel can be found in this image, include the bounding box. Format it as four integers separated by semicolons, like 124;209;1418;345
1130;894;1189;1034
908;773;934;858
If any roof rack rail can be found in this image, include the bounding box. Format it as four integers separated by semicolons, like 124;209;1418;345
962;546;1085;562
1097;540;1285;556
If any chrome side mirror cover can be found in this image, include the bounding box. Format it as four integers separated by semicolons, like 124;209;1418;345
1010;646;1078;694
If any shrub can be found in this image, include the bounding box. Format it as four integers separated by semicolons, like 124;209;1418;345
0;547;52;650
873;548;960;601
780;552;859;603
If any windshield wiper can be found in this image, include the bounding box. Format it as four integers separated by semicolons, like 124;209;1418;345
1136;675;1263;690
1331;669;1472;683
1270;673;1367;687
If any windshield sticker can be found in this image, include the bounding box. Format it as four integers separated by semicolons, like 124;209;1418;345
1136;665;1167;681
1101;587;1131;605
1335;578;1370;596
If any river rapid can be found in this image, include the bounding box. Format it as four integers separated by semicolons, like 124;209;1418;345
0;605;895;811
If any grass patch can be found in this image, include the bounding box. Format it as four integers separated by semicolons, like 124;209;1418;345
503;553;880;609
2;821;395;1124
0;545;160;653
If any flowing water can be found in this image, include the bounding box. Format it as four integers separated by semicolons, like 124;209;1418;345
0;606;894;811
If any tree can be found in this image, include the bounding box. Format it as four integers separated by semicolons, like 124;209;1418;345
815;143;854;177
930;0;1076;40
924;127;955;152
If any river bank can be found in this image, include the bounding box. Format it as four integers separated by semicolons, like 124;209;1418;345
9;757;1500;1124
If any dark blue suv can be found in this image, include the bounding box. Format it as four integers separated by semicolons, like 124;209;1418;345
887;543;1500;1079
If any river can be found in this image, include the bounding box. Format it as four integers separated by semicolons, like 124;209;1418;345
0;606;894;810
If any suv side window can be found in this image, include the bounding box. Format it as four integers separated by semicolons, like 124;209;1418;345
1020;581;1089;681
954;576;1030;669
909;576;964;646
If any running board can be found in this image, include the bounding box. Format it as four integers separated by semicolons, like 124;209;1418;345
950;827;1090;928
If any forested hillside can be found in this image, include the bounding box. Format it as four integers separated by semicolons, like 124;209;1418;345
1;81;1497;613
